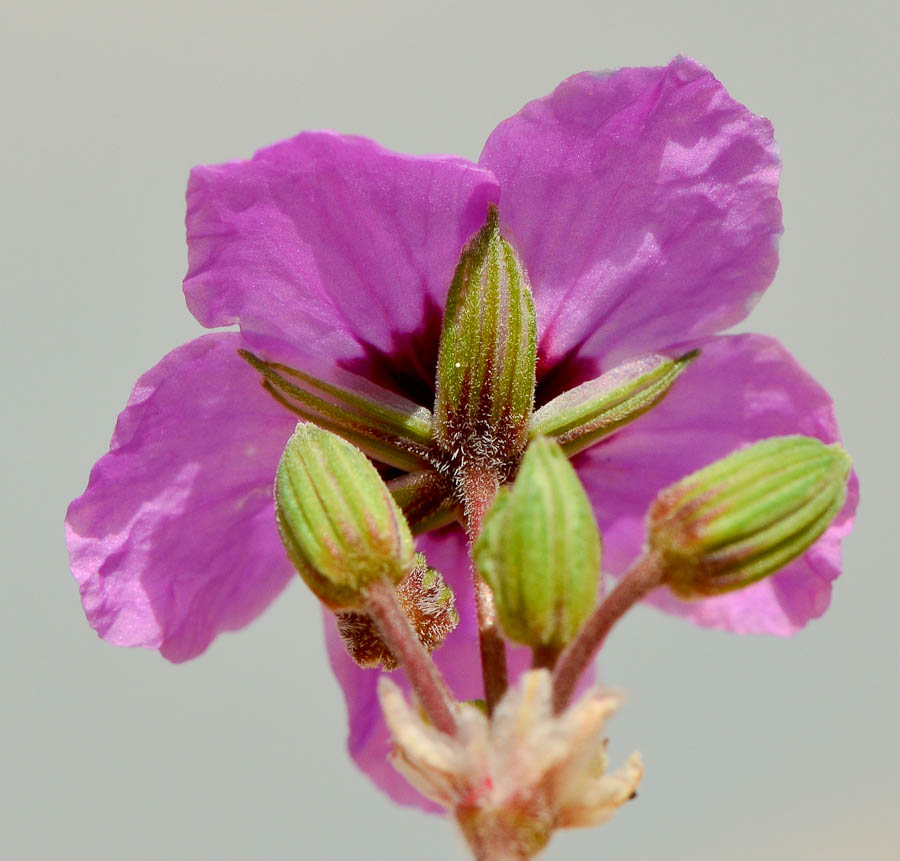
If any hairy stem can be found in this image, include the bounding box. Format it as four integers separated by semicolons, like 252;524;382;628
459;462;509;714
469;838;532;861
458;808;547;861
551;553;664;714
364;578;458;736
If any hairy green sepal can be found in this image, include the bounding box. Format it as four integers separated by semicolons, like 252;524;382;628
241;350;433;472
530;352;697;456
433;206;537;462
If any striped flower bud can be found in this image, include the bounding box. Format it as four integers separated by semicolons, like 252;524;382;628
473;437;601;651
433;206;537;466
529;351;697;456
649;435;852;598
275;424;415;609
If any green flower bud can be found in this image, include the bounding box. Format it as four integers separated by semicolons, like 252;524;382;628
648;435;852;598
529;351;697;456
473;437;601;650
275;424;416;609
240;349;433;472
434;205;537;464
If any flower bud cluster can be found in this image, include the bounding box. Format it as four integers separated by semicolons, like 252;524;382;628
270;231;852;861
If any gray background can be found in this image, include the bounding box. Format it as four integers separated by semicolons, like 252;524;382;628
4;0;897;858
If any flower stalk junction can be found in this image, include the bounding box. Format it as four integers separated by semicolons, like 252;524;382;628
264;209;851;857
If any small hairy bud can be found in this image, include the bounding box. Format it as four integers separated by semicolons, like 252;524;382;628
275;424;415;609
335;554;459;670
649;435;851;598
473;437;601;650
433;205;537;468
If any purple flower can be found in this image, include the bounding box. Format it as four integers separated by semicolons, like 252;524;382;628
66;57;857;809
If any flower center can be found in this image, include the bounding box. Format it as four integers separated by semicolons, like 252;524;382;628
242;206;697;535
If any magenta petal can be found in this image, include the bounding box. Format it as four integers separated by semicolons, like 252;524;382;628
184;132;499;394
574;334;858;635
323;606;440;811
480;58;782;375
66;334;298;662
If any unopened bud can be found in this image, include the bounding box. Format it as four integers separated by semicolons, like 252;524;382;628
275;424;415;609
529;351;696;456
648;435;851;598
335;554;459;670
434;206;537;464
473;437;601;650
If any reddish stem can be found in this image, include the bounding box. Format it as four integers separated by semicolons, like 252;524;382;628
459;462;508;714
530;644;560;671
364;578;458;736
551;553;664;714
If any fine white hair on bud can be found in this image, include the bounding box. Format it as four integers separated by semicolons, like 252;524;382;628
433;205;537;475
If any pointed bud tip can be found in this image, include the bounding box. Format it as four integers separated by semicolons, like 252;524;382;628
433;207;538;469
